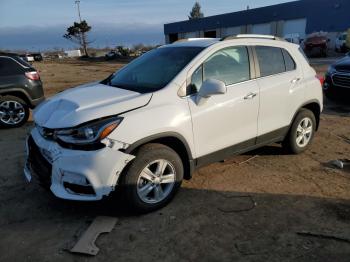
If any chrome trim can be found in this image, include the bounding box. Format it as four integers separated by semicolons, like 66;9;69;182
331;72;350;88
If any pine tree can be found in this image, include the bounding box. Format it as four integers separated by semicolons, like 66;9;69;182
189;2;204;20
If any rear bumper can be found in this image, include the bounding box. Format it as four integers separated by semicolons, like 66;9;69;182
24;127;135;201
29;96;45;108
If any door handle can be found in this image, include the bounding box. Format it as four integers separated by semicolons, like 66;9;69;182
244;92;257;100
290;77;301;84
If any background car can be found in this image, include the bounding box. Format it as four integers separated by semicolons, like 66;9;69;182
303;35;329;57
324;52;350;101
335;32;348;53
0;53;45;127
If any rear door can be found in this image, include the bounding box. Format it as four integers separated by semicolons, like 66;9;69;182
254;46;304;142
187;46;260;161
0;57;26;89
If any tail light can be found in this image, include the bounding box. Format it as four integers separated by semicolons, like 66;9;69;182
25;71;40;81
316;75;324;86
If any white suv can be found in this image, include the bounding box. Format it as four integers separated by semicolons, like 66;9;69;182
25;35;323;213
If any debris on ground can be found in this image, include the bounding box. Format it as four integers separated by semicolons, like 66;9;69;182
217;194;257;213
70;216;118;256
238;155;259;165
328;159;350;170
297;230;350;244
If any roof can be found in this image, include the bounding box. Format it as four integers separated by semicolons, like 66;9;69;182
164;0;350;35
163;38;220;47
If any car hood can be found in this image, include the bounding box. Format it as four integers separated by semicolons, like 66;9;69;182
334;56;350;71
34;82;152;129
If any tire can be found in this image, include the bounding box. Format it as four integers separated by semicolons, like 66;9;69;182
0;95;29;128
120;143;184;213
283;109;316;154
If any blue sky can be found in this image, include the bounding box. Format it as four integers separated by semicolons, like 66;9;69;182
0;0;294;51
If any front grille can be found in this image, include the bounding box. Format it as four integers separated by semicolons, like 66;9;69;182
27;136;52;188
332;74;350;88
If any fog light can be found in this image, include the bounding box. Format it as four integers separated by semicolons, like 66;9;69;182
62;171;90;186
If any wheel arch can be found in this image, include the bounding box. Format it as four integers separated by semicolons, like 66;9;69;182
0;89;32;108
125;132;195;180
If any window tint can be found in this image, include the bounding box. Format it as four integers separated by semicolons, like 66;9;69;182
0;57;24;76
282;49;296;71
203;46;250;85
256;46;285;77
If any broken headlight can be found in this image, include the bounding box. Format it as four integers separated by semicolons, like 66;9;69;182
55;117;123;145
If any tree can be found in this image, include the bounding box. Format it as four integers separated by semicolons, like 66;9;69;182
63;20;91;57
189;2;204;20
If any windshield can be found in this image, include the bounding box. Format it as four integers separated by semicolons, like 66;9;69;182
104;46;204;93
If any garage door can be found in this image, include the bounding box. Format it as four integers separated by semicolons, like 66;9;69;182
183;31;198;39
283;18;307;38
252;23;271;35
221;26;241;37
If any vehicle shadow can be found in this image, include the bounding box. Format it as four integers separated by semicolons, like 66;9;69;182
1;185;350;261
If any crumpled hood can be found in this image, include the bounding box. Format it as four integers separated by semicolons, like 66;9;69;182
34;82;152;129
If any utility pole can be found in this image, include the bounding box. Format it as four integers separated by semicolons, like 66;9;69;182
75;0;82;22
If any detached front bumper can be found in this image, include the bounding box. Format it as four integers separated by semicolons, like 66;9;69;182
24;127;135;201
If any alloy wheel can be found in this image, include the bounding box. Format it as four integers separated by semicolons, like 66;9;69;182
136;159;176;204
296;117;313;148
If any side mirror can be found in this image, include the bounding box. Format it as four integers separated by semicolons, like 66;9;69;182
196;79;226;105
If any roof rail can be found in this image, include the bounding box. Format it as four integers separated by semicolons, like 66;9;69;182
174;37;219;43
221;34;286;42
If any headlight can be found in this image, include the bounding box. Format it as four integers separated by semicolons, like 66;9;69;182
55;117;123;145
327;65;337;75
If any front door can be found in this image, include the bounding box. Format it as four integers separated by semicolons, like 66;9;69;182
187;46;259;161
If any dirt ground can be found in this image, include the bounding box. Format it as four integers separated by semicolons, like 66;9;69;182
1;58;350;261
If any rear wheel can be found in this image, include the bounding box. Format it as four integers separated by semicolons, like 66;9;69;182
0;95;29;128
283;109;316;154
120;143;183;213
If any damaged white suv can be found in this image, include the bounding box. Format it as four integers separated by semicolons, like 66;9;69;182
25;35;323;213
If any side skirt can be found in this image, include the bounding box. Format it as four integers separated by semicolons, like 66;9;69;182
194;126;289;169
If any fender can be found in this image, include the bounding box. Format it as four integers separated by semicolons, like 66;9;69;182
125;131;194;160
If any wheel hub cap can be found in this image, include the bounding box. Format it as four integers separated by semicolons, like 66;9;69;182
296;117;313;148
137;159;176;204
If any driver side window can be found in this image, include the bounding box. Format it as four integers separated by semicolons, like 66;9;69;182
189;46;250;94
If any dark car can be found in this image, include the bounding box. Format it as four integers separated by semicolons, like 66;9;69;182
0;54;45;127
323;53;350;101
32;53;43;62
303;36;329;57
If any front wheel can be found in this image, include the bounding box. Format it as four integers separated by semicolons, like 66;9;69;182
120;143;183;213
283;109;316;154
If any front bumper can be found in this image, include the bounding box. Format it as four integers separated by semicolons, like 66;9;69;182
24;127;135;201
324;74;350;99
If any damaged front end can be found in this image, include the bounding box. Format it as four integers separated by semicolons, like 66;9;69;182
24;126;135;201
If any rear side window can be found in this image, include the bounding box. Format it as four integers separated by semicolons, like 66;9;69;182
255;46;285;77
0;57;24;76
282;49;296;71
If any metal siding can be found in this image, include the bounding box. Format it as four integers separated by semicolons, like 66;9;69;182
164;0;350;35
252;23;271;34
